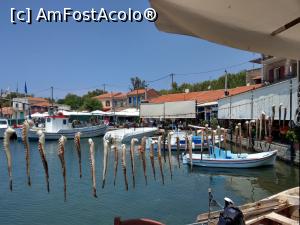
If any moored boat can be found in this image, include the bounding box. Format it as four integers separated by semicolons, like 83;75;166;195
197;187;299;225
183;147;277;168
104;127;158;143
16;115;107;140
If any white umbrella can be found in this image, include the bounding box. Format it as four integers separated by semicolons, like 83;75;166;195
149;0;300;60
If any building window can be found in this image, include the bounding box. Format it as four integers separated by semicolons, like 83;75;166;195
128;97;132;104
133;96;136;106
137;96;140;104
63;119;67;125
105;100;110;107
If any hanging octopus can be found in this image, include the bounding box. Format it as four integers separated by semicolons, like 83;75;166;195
58;135;67;201
74;132;82;178
129;138;138;188
121;144;128;191
3;127;15;191
88;138;97;198
37;130;50;192
22;120;31;186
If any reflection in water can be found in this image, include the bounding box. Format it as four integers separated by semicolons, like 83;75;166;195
0;138;298;225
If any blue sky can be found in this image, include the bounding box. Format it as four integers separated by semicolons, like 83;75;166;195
0;0;260;99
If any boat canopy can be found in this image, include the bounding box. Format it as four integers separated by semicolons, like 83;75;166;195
92;108;139;117
149;0;300;60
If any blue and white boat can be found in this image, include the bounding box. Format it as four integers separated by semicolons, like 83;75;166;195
183;147;277;168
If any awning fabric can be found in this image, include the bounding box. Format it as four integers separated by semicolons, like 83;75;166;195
149;0;300;60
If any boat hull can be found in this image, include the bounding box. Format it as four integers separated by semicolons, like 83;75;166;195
183;150;277;168
16;124;107;140
104;127;158;143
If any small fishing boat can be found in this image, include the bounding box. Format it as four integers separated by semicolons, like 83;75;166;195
197;187;299;225
104;127;158;143
16;115;107;140
183;147;277;168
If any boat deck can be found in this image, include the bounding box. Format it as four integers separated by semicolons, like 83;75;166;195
197;187;299;225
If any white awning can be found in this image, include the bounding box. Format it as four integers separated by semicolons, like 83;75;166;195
91;110;111;116
29;112;49;118
197;101;218;107
58;110;92;116
149;0;300;60
140;101;196;118
114;108;140;117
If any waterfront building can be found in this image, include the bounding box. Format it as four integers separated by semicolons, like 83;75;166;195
127;88;160;108
93;92;127;111
12;97;51;119
144;85;258;121
218;58;300;125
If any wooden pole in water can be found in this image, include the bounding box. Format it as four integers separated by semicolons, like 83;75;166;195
176;136;180;168
188;135;193;169
238;123;242;154
255;118;259;140
283;107;287;129
235;125;238;152
259;113;263;140
201;129;204;160
212;130;215;158
184;134;188;155
205;124;209;149
264;114;268;138
279;104;282;129
163;130;166;163
249;120;254;149
268;116;272;142
217;125;221;150
245;121;249;149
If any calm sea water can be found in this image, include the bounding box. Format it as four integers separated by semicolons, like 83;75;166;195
0;138;298;225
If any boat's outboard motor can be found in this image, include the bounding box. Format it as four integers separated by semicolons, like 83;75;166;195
217;197;245;225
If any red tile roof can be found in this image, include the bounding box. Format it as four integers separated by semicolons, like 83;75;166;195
150;84;261;104
127;89;147;96
127;88;160;99
113;93;127;100
94;92;123;100
27;97;51;107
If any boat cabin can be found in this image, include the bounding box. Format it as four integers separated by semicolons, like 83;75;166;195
45;115;70;133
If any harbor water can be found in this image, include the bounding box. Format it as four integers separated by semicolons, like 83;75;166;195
0;138;298;225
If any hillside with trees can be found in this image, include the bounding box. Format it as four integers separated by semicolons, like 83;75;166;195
159;71;246;95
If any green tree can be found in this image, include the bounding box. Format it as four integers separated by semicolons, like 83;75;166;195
62;93;82;110
82;98;102;111
82;89;106;99
130;76;146;90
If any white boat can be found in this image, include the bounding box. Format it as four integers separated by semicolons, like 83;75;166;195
104;127;158;143
183;147;277;168
16;115;107;140
0;118;10;138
